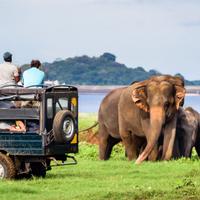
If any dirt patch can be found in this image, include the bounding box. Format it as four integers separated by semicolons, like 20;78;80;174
79;129;99;145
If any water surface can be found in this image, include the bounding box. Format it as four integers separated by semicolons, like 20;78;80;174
79;93;200;113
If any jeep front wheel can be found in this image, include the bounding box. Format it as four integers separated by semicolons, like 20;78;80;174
53;110;75;143
0;153;16;179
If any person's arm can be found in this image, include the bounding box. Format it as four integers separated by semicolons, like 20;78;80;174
41;72;45;84
9;121;26;132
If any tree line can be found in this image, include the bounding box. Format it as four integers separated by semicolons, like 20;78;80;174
21;52;200;85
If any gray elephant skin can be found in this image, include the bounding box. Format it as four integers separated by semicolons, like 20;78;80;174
98;75;185;164
173;107;200;158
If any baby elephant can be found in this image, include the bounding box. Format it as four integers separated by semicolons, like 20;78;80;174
173;107;200;158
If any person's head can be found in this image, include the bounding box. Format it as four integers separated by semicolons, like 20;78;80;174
3;52;12;62
30;60;41;68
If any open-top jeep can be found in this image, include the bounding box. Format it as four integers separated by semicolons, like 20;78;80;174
0;85;78;179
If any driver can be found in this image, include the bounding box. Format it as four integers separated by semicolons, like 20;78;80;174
22;60;45;87
0;52;20;87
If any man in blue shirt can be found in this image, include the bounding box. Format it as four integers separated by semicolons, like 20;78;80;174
22;60;45;87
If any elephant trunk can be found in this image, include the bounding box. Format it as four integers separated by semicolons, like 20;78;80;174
135;106;165;164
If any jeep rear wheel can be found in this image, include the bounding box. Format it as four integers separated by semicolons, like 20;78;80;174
53;110;75;143
0;153;16;179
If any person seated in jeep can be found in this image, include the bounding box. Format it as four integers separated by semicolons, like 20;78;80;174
22;60;45;87
0;52;20;87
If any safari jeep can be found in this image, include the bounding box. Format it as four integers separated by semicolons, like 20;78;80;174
0;85;78;179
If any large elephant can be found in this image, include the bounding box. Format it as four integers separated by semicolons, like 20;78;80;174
173;107;200;158
98;75;185;164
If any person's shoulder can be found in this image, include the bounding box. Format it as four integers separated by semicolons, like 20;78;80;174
0;62;8;68
8;63;18;70
0;62;18;70
24;68;32;71
38;69;45;75
23;68;32;74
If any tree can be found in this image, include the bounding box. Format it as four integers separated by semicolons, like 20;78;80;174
100;52;116;62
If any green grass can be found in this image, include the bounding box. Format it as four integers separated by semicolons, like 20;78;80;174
1;113;200;200
1;149;200;200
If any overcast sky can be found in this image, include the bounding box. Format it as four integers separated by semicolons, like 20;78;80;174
0;0;200;80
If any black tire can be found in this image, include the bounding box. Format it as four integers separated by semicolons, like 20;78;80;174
0;153;16;179
53;110;76;143
30;162;46;178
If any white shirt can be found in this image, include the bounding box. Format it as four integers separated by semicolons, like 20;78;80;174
0;62;19;86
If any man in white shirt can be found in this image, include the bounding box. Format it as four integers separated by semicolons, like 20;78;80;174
0;52;20;86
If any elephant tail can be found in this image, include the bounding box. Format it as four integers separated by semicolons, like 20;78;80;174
79;122;99;133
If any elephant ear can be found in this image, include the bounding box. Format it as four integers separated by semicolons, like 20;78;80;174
175;85;186;110
170;76;185;87
132;83;149;112
171;76;186;109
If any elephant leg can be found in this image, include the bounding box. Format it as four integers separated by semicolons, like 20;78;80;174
124;136;146;158
121;132;137;161
172;135;181;159
135;136;146;157
157;134;164;160
162;116;177;160
195;142;200;157
157;145;163;160
99;123;110;160
105;136;121;159
183;138;193;158
195;131;200;157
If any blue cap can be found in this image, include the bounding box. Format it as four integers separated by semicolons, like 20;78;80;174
3;52;12;60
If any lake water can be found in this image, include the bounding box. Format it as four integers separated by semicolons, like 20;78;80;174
79;93;200;113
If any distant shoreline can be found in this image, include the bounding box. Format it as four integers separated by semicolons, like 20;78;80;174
77;85;200;95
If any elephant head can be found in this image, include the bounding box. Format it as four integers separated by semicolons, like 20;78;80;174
131;75;185;163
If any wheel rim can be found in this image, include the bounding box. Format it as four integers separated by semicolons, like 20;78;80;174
0;163;5;179
63;118;74;140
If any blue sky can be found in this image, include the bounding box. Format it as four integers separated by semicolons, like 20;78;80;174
0;0;200;80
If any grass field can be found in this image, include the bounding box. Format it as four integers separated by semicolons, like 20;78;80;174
1;113;200;200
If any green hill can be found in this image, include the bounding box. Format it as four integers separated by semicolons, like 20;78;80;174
22;53;200;85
